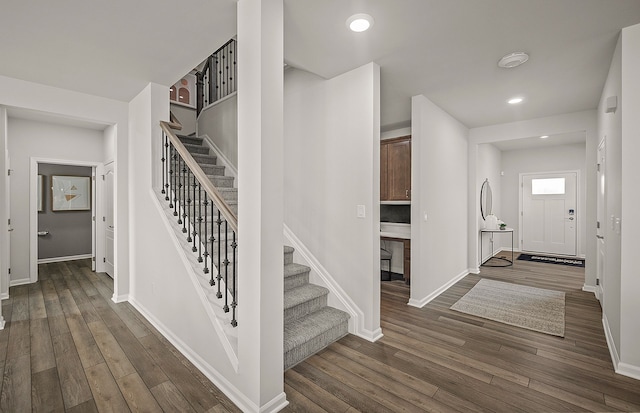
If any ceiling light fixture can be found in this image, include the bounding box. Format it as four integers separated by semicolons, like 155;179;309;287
498;52;529;69
508;97;524;104
540;135;549;139
347;13;374;32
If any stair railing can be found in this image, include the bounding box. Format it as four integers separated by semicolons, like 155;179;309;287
196;39;236;115
160;118;238;327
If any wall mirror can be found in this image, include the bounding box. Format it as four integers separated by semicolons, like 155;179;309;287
480;178;492;219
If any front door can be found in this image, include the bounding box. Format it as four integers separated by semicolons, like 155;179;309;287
596;140;606;301
104;162;114;277
522;172;577;256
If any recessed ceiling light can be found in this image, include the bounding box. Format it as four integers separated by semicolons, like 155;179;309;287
347;14;374;32
498;52;529;68
508;97;524;104
540;135;549;139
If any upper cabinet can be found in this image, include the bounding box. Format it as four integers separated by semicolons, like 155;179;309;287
381;136;411;201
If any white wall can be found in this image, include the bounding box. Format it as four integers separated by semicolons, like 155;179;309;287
7;118;105;284
197;94;238;168
170;103;197;136
0;108;9;300
284;63;381;339
500;143;586;257
410;95;469;307
476;143;502;266
468;110;597;288
599;31;623;370
619;23;640;377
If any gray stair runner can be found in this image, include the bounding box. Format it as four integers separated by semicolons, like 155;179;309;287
283;246;350;370
176;134;349;369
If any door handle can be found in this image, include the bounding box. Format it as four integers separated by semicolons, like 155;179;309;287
8;228;13;232
596;235;604;239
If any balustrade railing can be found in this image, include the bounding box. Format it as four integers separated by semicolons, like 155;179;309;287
160;120;238;327
196;39;237;115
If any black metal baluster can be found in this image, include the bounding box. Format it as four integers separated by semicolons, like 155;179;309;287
185;169;192;238
211;202;218;287
174;153;181;218
202;193;209;274
216;210;223;298
169;144;175;209
193;180;199;253
161;132;166;197
223;220;229;313
181;162;187;231
231;231;237;327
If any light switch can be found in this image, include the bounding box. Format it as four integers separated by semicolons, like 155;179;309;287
357;205;366;218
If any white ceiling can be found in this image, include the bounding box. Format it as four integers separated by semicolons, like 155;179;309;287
0;0;236;103
491;131;586;152
2;0;640;134
284;0;640;129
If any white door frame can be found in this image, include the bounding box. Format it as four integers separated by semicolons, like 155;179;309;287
519;169;581;256
596;138;606;302
29;157;104;282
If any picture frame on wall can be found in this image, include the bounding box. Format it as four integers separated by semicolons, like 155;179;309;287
37;174;44;212
51;175;91;211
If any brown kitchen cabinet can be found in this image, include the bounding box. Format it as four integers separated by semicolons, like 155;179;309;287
380;136;411;201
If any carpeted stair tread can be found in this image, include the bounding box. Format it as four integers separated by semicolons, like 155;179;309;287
284;284;328;310
190;153;218;165
284;263;310;279
283;307;350;353
177;134;204;145
183;143;211;155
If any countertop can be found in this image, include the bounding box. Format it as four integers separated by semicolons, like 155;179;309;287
380;222;411;240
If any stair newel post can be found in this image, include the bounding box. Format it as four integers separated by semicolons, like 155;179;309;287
181;161;187;232
202;192;210;275
168;144;175;209
208;55;216;105
196;72;204;116
216;210;223;298
210;201;217;287
231;230;237;327
222;219;229;313
193;181;199;253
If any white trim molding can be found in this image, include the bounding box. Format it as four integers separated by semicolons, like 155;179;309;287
201;134;237;184
283;224;382;342
408;268;469;308
37;254;93;264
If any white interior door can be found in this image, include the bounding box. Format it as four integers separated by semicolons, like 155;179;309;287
522;172;577;256
596;140;606;301
104;162;114;277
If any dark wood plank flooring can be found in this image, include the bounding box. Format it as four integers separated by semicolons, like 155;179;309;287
2;255;639;412
284;251;640;412
0;259;241;413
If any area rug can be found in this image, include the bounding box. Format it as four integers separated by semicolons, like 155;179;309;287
450;279;565;337
517;253;584;267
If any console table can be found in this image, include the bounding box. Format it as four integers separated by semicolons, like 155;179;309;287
480;228;514;267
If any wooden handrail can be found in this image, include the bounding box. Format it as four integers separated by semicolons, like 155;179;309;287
168;111;183;130
160;120;238;233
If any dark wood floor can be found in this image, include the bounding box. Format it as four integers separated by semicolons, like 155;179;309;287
0;259;241;412
283;252;640;413
2;255;639;412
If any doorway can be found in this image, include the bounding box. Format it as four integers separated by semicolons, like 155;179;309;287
521;171;578;256
104;161;114;277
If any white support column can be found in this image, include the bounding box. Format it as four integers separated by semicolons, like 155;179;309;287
237;0;287;411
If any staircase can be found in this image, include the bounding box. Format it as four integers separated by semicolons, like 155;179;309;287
175;133;350;370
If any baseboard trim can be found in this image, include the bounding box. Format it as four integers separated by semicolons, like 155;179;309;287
408;268;469;308
258;392;289;413
201;134;238;184
128;297;261;413
582;284;597;295
37;254;93;264
602;314;621;371
617;362;640;381
111;294;129;304
284;225;373;341
9;277;32;287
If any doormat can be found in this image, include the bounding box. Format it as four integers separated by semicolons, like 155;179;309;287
517;253;584;267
